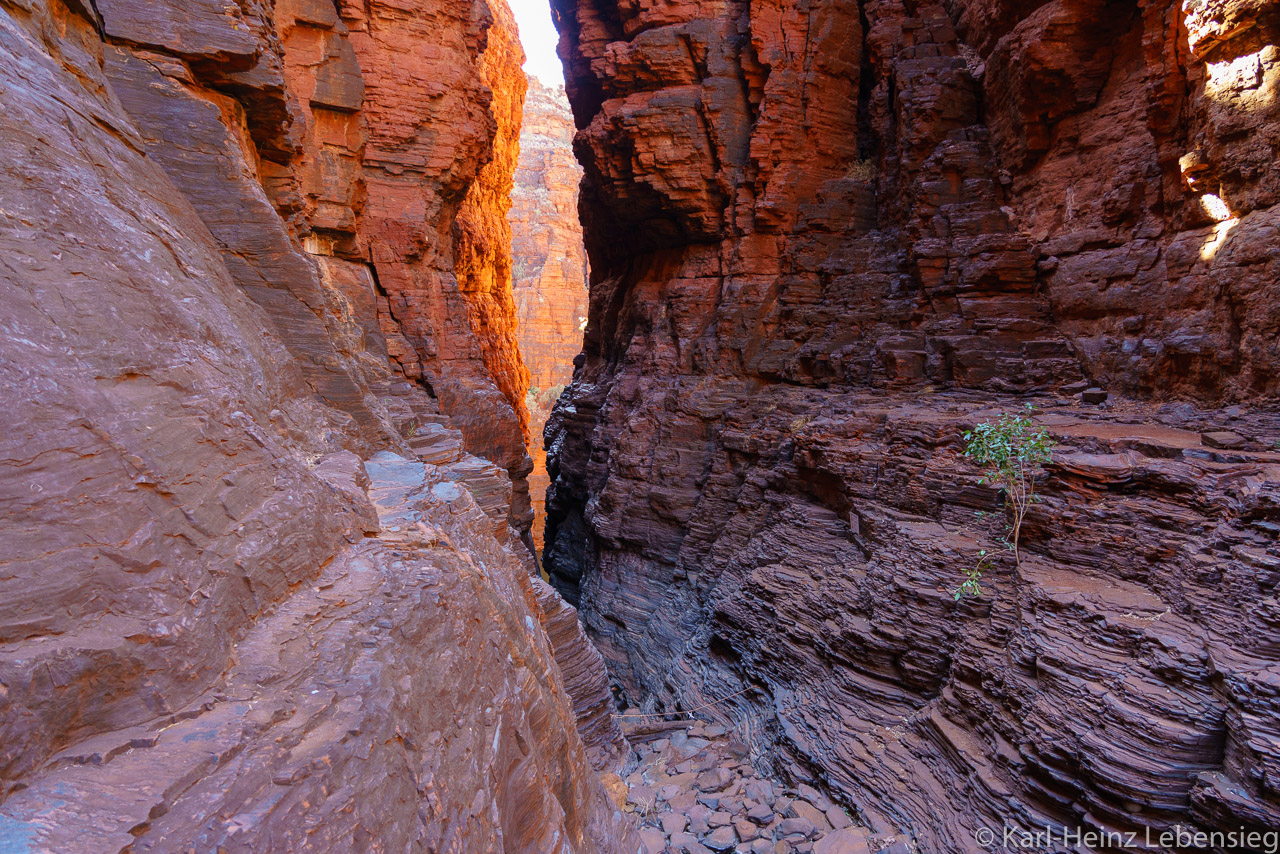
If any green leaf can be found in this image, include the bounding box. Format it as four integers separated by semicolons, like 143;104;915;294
959;407;1056;606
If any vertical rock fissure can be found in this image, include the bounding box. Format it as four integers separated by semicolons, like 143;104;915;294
509;75;591;552
855;0;878;164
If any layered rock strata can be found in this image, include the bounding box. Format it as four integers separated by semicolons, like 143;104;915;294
0;0;631;847
510;76;591;548
348;0;535;522
546;0;1280;848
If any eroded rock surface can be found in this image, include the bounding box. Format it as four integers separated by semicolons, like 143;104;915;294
1;452;635;852
510;76;590;548
546;0;1280;848
0;0;632;848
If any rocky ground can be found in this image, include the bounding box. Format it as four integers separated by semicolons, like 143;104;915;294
622;719;893;854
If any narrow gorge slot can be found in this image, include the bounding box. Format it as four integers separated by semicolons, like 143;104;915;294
1;0;1278;850
508;73;589;555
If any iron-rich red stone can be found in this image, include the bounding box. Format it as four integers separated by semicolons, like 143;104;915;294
546;0;1280;848
0;0;634;848
345;0;536;532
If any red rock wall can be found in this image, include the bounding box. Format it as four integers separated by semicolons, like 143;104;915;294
0;0;633;848
458;0;534;443
510;76;590;549
342;0;536;531
546;0;1280;848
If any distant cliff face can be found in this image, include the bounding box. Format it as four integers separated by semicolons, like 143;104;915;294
0;0;633;848
510;76;589;549
546;0;1280;848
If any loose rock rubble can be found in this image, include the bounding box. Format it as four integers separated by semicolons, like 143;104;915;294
622;719;876;854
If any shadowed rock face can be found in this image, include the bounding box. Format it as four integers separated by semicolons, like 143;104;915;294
546;0;1280;847
0;0;633;848
510;76;590;549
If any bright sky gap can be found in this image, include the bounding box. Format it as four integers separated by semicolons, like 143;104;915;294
508;0;565;86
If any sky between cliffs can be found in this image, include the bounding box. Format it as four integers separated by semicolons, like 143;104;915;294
509;0;565;86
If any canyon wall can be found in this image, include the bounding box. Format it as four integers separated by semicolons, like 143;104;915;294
511;76;590;549
546;0;1280;849
0;0;633;849
344;0;534;531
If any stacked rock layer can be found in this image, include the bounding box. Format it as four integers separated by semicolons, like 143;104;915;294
545;0;1280;849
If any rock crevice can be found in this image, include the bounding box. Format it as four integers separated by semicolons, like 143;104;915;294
511;75;591;549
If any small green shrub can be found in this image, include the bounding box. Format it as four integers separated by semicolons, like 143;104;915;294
955;550;994;599
955;405;1054;600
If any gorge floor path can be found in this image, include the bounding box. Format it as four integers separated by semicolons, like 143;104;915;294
621;719;892;854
